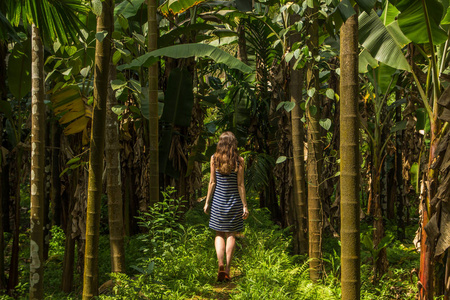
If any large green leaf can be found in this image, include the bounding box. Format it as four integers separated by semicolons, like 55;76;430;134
359;10;411;71
161;68;194;127
396;0;448;45
118;43;253;73
159;0;207;17
380;2;399;25
7;41;31;100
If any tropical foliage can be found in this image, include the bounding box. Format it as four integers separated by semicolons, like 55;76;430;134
0;0;449;299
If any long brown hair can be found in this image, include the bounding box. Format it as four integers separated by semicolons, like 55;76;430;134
214;131;238;175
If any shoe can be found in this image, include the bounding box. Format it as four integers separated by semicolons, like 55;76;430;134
217;266;226;282
224;273;231;282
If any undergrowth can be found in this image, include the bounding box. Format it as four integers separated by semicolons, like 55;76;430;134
2;189;418;299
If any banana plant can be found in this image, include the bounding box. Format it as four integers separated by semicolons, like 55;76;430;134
358;0;449;297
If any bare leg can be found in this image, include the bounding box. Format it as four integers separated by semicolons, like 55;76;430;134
225;232;236;275
215;231;226;268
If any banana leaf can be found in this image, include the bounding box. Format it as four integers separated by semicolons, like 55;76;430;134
159;0;207;17
396;0;448;45
358;10;411;71
50;85;91;136
380;2;399;25
118;43;253;73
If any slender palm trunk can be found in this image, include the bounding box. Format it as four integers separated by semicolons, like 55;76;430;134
306;4;323;281
82;0;113;297
30;23;45;300
106;64;125;273
339;11;360;299
148;0;159;205
289;10;307;255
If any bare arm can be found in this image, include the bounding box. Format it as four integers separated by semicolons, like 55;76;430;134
204;156;216;214
237;157;249;219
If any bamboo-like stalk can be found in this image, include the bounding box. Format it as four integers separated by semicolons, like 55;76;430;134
306;4;323;281
148;0;159;206
106;64;125;273
29;23;45;300
289;8;308;256
82;0;113;298
339;10;360;300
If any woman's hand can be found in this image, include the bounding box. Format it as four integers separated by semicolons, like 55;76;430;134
242;206;249;220
204;202;210;214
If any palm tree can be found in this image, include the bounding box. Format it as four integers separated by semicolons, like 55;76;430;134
148;0;159;205
82;0;113;298
339;9;360;300
29;23;45;300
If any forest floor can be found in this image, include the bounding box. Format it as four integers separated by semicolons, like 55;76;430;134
3;192;420;299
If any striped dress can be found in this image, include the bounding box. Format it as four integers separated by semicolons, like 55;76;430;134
209;160;244;232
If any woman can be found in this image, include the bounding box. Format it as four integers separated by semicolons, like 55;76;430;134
204;131;249;282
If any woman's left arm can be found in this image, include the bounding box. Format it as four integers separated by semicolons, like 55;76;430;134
237;157;249;219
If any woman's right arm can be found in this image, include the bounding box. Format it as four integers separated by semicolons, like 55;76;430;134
204;155;216;214
237;157;249;219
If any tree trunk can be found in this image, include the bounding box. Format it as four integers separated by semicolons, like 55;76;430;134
306;4;323;281
29;24;46;299
289;19;308;254
82;0;113;297
148;0;159;206
106;65;126;273
339;11;360;300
